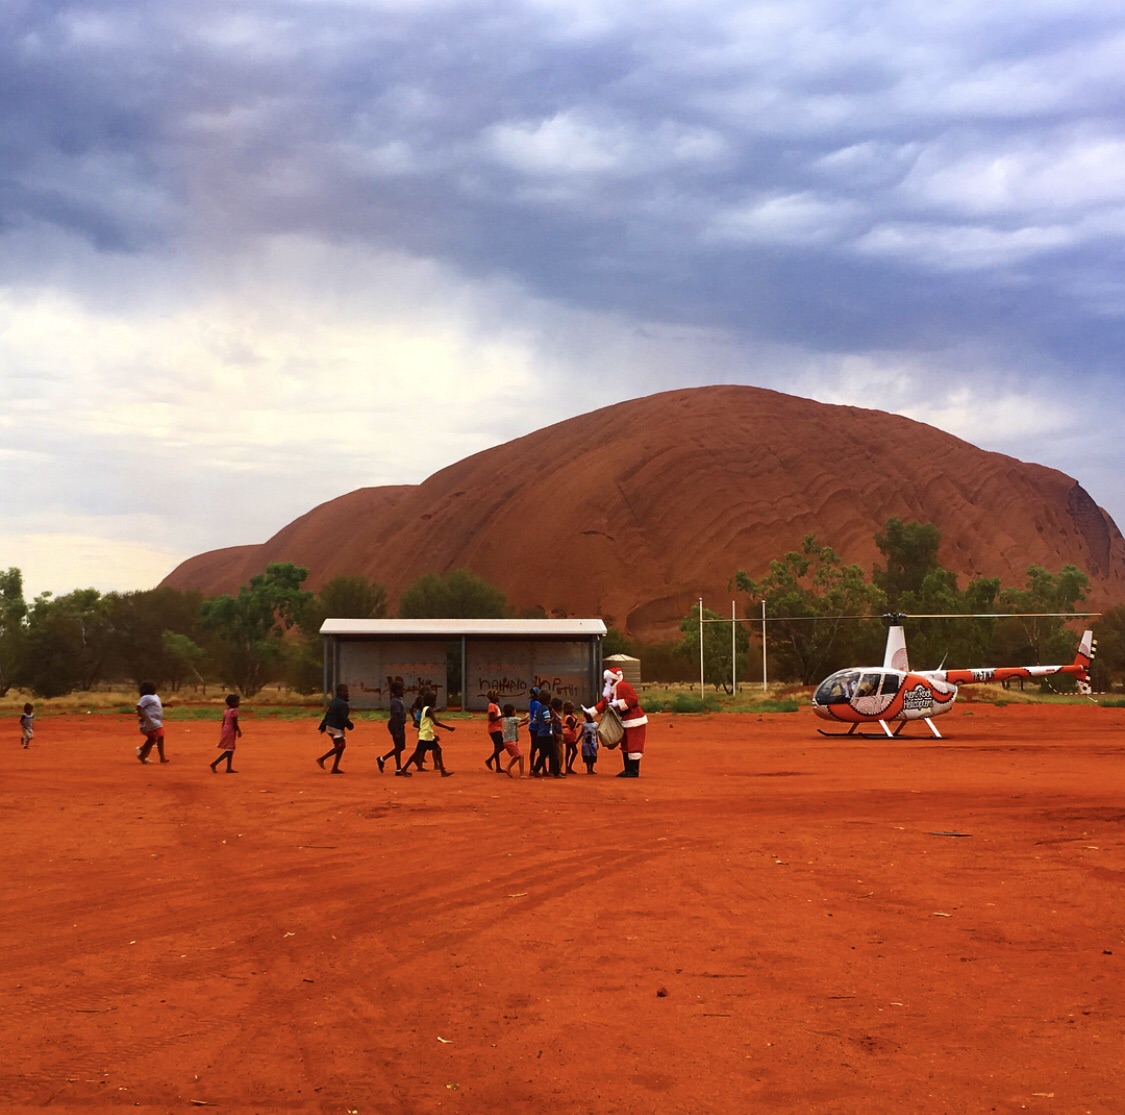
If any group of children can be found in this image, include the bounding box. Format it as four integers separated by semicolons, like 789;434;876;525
482;687;600;778
19;680;603;781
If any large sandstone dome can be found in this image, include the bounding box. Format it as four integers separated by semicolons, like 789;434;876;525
162;386;1125;638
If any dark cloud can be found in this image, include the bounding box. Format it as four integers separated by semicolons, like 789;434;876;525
3;0;1125;567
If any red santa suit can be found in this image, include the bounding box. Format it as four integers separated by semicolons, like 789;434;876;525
592;667;647;777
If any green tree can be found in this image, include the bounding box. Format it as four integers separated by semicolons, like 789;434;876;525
398;569;508;619
994;564;1090;680
22;589;115;697
675;605;750;691
201;563;313;697
288;574;389;694
873;518;943;606
1090;605;1125;692
0;568;28;697
602;626;633;658
161;630;208;692
734;535;885;684
871;518;1001;670
107;587;206;690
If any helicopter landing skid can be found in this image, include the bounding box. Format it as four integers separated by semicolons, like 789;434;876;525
817;719;928;740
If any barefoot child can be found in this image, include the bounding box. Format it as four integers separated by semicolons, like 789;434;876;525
501;703;527;778
136;682;168;763
20;703;34;748
530;688;554;777
377;680;411;776
526;686;542;773
580;708;599;774
210;694;242;773
484;689;505;772
549;696;565;777
562;701;579;773
400;689;455;776
317;683;353;774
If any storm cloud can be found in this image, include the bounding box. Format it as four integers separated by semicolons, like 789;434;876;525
2;0;1124;594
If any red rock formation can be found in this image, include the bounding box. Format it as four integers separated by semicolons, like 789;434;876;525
161;386;1125;638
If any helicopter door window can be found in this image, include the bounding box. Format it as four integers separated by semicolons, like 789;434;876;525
855;673;881;698
881;672;901;695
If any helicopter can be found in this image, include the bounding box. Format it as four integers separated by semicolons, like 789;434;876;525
811;614;1097;739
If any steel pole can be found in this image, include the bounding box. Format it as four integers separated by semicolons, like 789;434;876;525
731;600;737;693
699;596;705;699
761;599;768;693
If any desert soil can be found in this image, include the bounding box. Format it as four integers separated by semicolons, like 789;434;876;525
2;705;1123;1113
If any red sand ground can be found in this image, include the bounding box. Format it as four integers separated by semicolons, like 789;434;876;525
3;705;1123;1113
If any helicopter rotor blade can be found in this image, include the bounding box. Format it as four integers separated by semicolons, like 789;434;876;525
901;612;1102;620
750;611;1102;623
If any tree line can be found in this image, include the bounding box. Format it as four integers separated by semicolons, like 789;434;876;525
2;518;1122;700
675;518;1124;691
0;565;509;700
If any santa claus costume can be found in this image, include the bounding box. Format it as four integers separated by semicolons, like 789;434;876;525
589;667;648;778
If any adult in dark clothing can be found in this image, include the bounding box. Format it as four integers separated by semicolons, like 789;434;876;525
377;680;411;776
317;683;354;774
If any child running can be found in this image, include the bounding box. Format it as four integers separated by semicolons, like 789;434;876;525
562;701;579;774
316;683;353;774
20;703;34;748
400;689;455;776
501;703;527;778
580;708;599;774
210;694;242;773
136;682;168;764
377;680;411;776
484;689;506;772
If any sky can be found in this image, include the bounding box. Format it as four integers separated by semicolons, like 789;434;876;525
3;0;1124;601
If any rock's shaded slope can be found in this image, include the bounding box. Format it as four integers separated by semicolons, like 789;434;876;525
162;386;1125;637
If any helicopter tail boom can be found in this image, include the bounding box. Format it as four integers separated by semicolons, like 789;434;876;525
931;629;1096;691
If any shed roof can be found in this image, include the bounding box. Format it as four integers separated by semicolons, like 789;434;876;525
320;618;607;638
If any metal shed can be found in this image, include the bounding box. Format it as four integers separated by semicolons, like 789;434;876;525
319;618;607;710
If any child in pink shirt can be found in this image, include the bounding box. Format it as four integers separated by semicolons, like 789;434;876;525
210;694;242;773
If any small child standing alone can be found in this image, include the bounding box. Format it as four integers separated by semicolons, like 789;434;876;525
210;694;242;773
136;682;168;764
580;709;599;774
19;703;34;748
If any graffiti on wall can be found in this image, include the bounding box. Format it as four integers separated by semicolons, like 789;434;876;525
465;641;592;710
337;640;447;709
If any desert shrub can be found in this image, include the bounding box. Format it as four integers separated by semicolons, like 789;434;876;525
669;693;721;713
756;699;801;713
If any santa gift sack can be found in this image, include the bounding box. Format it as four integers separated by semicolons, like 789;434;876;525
597;705;624;749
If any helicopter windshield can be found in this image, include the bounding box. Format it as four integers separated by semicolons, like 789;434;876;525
814;670;863;705
814;669;900;705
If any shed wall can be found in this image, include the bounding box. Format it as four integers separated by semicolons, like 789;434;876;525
338;640;448;710
465;640;596;711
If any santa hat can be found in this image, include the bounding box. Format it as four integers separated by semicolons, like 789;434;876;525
603;667;624;681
